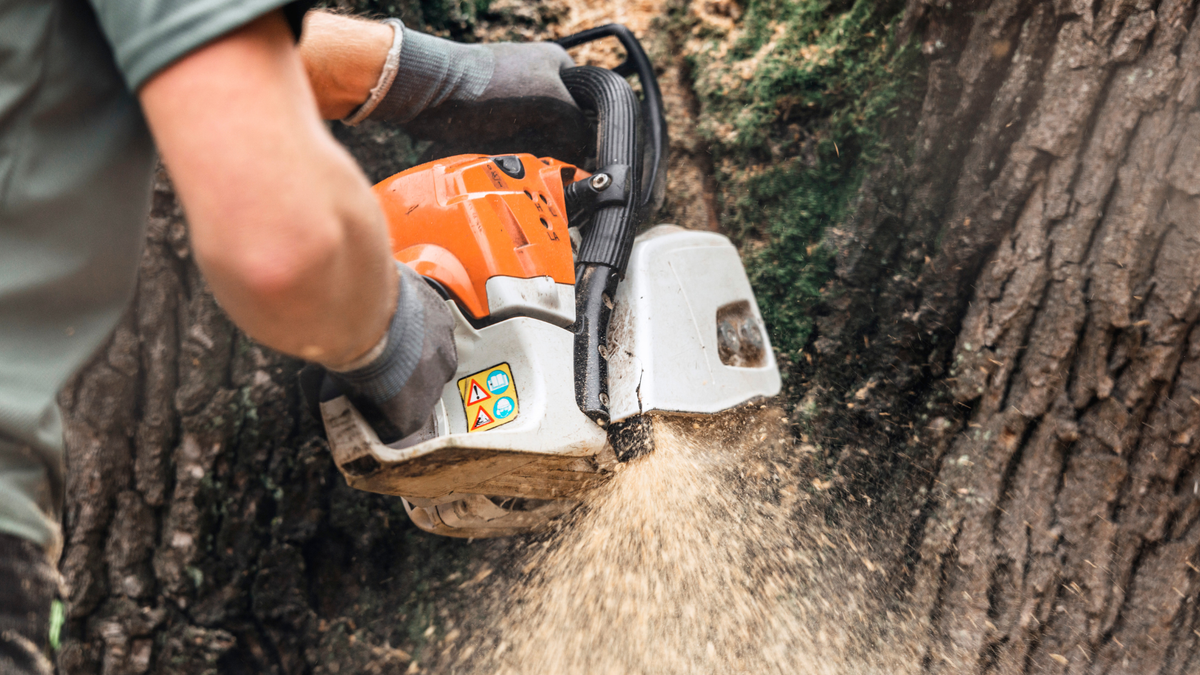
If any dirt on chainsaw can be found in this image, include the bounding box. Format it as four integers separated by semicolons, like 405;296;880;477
409;411;921;674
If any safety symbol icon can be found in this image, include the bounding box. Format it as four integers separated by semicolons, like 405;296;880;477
466;381;490;405
486;370;510;395
493;397;515;419
472;407;493;430
458;362;519;433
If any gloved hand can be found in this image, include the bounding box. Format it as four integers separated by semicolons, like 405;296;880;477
348;22;590;164
325;263;458;444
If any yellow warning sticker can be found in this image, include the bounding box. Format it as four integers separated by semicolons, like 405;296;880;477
458;363;519;433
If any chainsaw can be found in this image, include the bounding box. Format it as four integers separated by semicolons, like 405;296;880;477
319;25;781;537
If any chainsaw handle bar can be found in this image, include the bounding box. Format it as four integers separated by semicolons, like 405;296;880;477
558;26;667;426
561;65;641;425
557;24;667;216
561;66;642;271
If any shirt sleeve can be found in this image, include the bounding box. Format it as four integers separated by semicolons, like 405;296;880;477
88;0;319;91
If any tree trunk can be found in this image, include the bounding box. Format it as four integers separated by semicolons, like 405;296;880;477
806;1;1200;673
54;0;1200;674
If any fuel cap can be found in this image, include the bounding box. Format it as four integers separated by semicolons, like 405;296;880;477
493;155;526;179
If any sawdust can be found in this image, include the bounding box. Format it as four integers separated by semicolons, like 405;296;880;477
447;410;921;674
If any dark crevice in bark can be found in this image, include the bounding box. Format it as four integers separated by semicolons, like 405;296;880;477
977;633;1007;674
898;430;960;579
1161;562;1200;675
990;416;1042;539
1097;537;1160;654
920;521;966;674
1015;585;1045;675
994;253;1057;415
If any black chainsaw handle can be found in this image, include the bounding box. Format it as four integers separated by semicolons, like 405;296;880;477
558;26;667;426
572;264;618;425
560;65;641;425
557;24;667;216
562;66;642;271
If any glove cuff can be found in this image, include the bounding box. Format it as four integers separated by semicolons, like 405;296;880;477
329;263;427;404
366;26;494;125
342;18;405;126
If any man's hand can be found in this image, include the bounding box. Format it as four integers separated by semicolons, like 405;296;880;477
138;11;395;369
392;39;589;162
325;264;458;443
299;13;589;162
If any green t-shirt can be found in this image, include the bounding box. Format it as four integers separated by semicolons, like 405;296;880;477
0;0;306;554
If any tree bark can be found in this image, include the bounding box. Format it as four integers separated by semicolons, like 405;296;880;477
54;0;1200;674
808;1;1200;673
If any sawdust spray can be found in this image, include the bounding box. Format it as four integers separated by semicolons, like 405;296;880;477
446;410;922;674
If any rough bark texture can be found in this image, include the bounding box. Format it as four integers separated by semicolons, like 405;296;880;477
810;1;1200;673
54;0;1200;673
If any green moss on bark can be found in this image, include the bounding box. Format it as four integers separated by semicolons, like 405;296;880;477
680;0;921;370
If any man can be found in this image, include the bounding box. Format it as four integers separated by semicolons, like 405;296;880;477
0;1;585;672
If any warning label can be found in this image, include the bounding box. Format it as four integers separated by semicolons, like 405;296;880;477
458;363;519;433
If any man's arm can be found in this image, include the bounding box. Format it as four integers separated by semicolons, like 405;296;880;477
138;10;394;368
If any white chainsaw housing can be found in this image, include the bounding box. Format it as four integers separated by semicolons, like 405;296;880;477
607;226;782;421
322;225;781;537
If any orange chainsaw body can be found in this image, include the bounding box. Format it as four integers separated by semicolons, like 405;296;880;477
373;154;584;320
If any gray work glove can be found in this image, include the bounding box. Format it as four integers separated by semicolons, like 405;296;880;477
327;263;458;444
363;25;590;163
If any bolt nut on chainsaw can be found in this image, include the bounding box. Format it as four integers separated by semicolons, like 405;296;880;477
318;24;781;538
589;173;612;190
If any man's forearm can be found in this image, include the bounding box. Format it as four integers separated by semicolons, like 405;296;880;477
140;11;395;368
